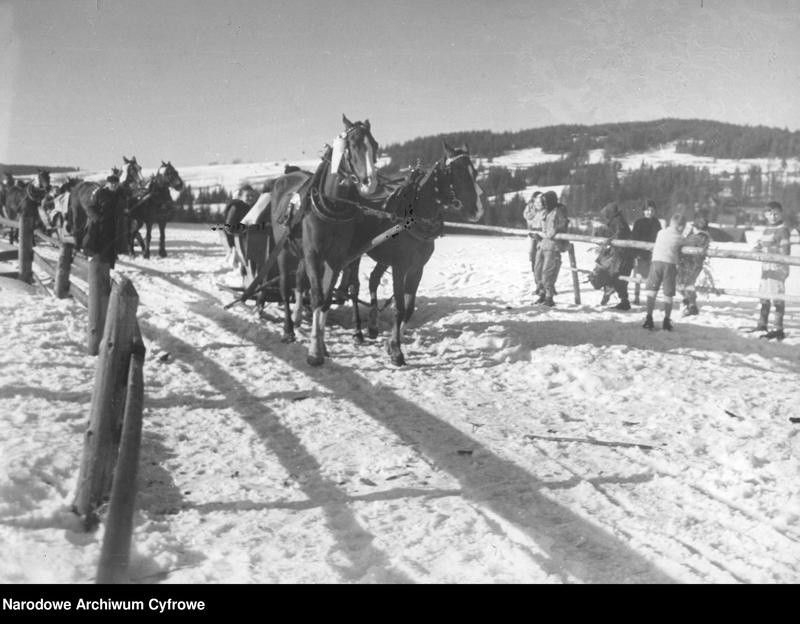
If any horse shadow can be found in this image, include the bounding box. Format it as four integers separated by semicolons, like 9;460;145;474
179;300;676;583
137;317;416;583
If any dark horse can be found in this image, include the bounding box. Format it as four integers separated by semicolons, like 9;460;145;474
343;142;484;365
128;161;184;258
266;115;378;365
2;170;51;243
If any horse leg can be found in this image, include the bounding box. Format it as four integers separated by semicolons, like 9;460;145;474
386;264;407;366
158;220;167;257
401;265;425;337
292;259;306;328
278;250;295;343
367;262;388;339
144;221;153;259
305;250;327;366
346;258;364;344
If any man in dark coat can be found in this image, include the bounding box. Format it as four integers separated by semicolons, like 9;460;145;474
593;202;634;310
82;174;122;267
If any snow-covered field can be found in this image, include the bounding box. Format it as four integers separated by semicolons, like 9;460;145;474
1;224;799;584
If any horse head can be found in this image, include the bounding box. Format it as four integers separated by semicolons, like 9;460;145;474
156;160;184;192
121;155;144;188
332;114;379;196
438;141;484;223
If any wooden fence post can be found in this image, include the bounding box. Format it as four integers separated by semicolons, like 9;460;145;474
55;242;74;299
18;211;34;284
568;243;581;305
87;258;112;355
73;278;139;529
96;324;146;584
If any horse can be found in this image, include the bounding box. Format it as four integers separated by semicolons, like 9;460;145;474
343;142;484;366
127;161;184;258
117;155;148;254
2;170;51;244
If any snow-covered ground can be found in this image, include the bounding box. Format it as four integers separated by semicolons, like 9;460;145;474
1;224;799;584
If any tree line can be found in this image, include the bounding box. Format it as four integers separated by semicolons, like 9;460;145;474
380;118;800;171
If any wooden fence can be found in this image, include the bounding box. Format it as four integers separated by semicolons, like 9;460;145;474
447;221;800;306
0;214;146;584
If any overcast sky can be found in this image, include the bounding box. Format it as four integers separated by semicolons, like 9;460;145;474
1;0;798;171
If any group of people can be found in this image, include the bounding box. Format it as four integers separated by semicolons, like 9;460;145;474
523;194;792;339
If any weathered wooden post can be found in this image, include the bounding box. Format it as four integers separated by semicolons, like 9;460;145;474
568;243;581;305
18;210;34;284
73;277;139;529
87;258;112;355
96;324;146;584
55;242;74;299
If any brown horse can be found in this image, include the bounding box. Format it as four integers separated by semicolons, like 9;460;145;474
127;161;184;258
265;115;379;365
345;142;484;365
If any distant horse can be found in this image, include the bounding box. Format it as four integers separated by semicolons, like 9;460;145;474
118;155;147;254
344;142;484;365
128;161;184;258
267;115;379;365
2;170;51;243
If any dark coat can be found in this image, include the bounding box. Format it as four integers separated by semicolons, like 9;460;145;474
595;204;633;277
631;216;662;260
82;187;121;267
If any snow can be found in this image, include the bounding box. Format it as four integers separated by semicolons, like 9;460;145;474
498;185;569;203
2;224;799;584
475;147;567;171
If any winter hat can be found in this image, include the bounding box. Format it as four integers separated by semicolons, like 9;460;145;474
644;199;656;210
600;202;619;220
542;191;558;209
766;201;783;212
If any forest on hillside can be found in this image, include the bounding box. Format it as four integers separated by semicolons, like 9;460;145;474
380;119;800;170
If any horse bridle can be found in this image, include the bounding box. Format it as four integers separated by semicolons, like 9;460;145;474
340;123;376;187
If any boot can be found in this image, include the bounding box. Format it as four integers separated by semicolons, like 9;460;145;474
682;304;699;317
543;295;555;307
662;318;673;331
613;299;631;311
760;329;785;341
755;301;770;332
642;314;654;330
535;293;547;304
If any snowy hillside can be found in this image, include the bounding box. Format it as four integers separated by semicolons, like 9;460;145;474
1;225;799;583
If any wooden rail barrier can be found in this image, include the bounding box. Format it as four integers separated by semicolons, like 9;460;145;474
446;221;800;304
4;215;147;583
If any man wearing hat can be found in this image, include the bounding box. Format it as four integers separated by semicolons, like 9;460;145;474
82;172;123;267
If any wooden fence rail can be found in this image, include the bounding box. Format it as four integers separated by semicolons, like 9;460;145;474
2;217;147;583
447;221;800;305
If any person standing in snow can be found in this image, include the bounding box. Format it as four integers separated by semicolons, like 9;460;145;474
593;202;634;310
678;211;712;316
642;212;689;331
630;199;662;304
534;191;569;306
523;191;545;297
752;201;792;340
